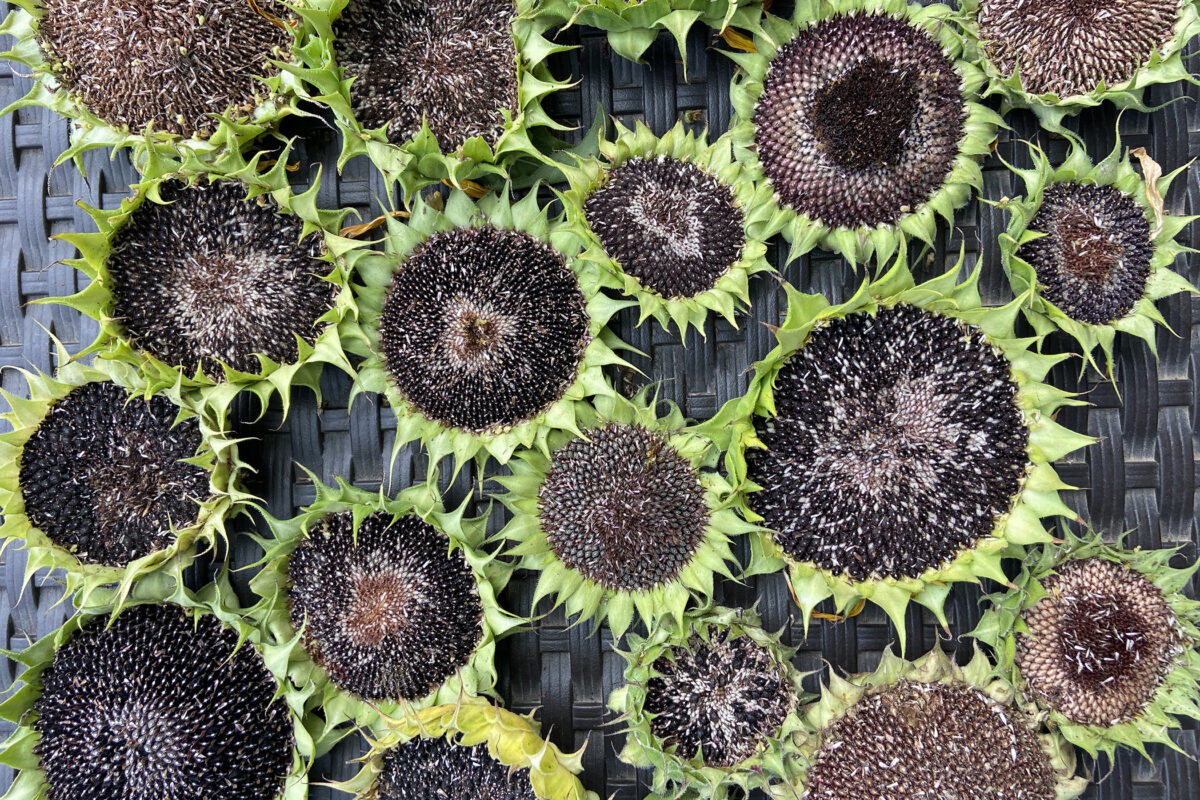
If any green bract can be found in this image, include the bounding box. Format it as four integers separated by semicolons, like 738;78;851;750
285;0;571;195
556;119;781;339
246;475;520;740
726;0;1000;267
50;143;362;424
608;605;810;799
997;132;1197;380
971;529;1200;760
493;390;749;638
700;250;1094;643
0;352;251;611
345;186;629;477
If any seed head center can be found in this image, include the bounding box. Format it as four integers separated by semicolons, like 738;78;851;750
810;58;919;171
344;571;414;648
1060;592;1149;684
1055;206;1125;283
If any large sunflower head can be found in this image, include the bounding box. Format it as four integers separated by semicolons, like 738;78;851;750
346;186;629;477
0;574;319;800
556;119;782;339
0;353;251;610
700;249;1094;644
51;144;365;424
768;646;1088;799
494;390;750;638
608;605;810;799
998;132;1197;380
972;529;1200;759
0;0;315;168
336;697;596;800
726;0;1000;267
246;475;520;738
961;0;1200;132
284;0;571;194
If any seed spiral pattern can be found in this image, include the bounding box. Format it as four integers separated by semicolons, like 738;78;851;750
288;511;484;702
753;13;966;229
379;226;590;433
378;736;536;800
19;381;209;567
748;305;1029;582
33;604;293;800
107;180;335;378
539;423;710;591
1017;558;1183;726
583;156;746;299
37;0;293;136
1019;182;1154;325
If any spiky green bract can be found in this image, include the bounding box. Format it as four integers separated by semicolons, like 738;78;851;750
529;0;765;70
607;605;810;800
960;0;1200;135
334;697;596;800
768;646;1088;800
971;529;1200;760
0;0;321;172
699;249;1093;646
346;186;629;480
997;133;1197;381
493;390;748;639
283;0;570;196
556;119;782;339
725;0;1000;268
0;571;320;800
49;142;362;425
246;474;520;741
0;351;251;613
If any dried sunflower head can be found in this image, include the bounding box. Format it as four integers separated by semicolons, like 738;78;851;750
246;475;519;737
557;119;781;339
0;576;319;800
998;132;1197;380
962;0;1200;132
287;0;570;194
699;249;1094;643
52;145;363;424
972;529;1200;759
769;646;1087;800
494;390;749;638
0;354;250;609
609;606;810;800
346;186;629;476
0;0;313;168
726;0;999;266
338;697;595;800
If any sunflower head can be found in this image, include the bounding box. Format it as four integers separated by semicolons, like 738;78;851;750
997;131;1197;380
972;529;1200;759
726;0;1000;266
699;247;1094;645
961;0;1200;132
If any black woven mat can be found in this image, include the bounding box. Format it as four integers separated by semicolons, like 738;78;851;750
1;2;1198;798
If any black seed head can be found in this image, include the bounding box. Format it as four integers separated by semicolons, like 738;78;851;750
334;0;518;150
37;0;293;137
379;226;590;434
538;423;709;591
1018;558;1183;726
978;0;1180;97
804;681;1057;800
1019;182;1153;325
107;179;335;379
583;156;746;299
33;604;293;800
752;13;966;229
748;305;1029;582
379;736;536;800
645;630;794;768
287;511;484;702
19;381;209;567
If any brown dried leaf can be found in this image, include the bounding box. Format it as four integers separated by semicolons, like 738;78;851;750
1131;146;1164;237
340;210;410;239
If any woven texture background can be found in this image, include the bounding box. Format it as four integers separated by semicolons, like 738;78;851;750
1;1;1199;798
